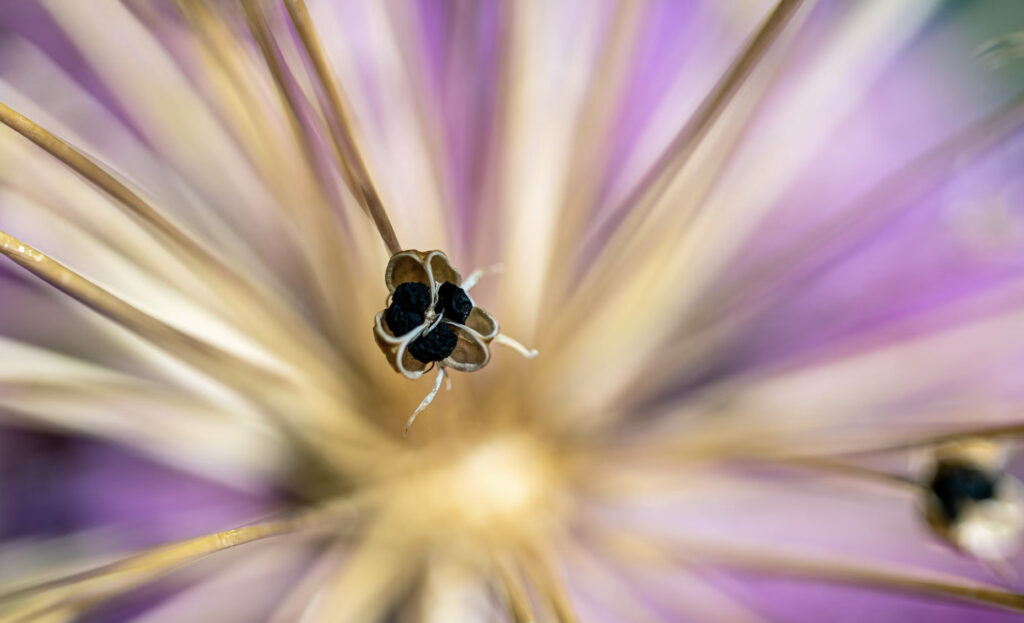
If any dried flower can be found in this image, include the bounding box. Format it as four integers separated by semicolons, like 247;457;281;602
377;249;499;370
375;249;533;433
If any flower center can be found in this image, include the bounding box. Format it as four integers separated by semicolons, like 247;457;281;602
448;437;551;527
385;280;474;363
384;435;562;544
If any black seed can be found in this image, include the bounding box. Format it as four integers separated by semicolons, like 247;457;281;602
928;462;998;521
392;281;431;313
384;304;424;336
435;281;472;324
408;323;458;363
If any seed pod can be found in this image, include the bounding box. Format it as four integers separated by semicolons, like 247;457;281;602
920;439;1024;561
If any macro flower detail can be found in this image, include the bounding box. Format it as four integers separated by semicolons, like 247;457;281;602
375;249;497;376
374;249;533;433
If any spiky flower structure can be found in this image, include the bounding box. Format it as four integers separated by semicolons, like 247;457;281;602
1;1;1024;621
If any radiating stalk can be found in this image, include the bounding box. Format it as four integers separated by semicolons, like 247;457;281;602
0;100;338;385
582;0;806;255
522;546;580;623
0;229;390;479
0;512;321;619
240;0;380;374
283;0;402;256
493;558;536;623
593;529;1024;613
0;230;284;389
695;91;1024;329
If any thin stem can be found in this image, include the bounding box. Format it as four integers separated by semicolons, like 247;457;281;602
691;91;1024;330
0;101;274;299
766;456;920;490
0;99;337;382
834;422;1024;458
547;0;646;260
169;0;275;183
462;263;503;292
581;0;805;252
522;545;580;623
238;0;374;372
0;230;282;390
0;512;318;611
494;333;539;359
592;530;1024;614
283;0;402;256
559;535;691;623
0;102;195;256
405;366;446;436
493;557;535;623
241;0;323;184
0;229;362;479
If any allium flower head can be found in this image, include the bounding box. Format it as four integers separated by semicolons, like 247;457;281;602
1;1;1024;622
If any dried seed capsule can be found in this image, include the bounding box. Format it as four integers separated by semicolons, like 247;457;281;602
374;250;537;434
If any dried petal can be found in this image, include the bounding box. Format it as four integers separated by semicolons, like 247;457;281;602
442;322;490;372
397;340;430;378
373;311;429;379
464;307;499;341
425;250;462;288
385;251;431;293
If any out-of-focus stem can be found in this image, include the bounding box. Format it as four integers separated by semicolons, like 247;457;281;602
283;0;402;256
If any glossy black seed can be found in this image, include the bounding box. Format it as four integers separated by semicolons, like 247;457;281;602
408;323;458;363
392;281;431;313
435;281;472;324
384;304;423;336
928;463;998;521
